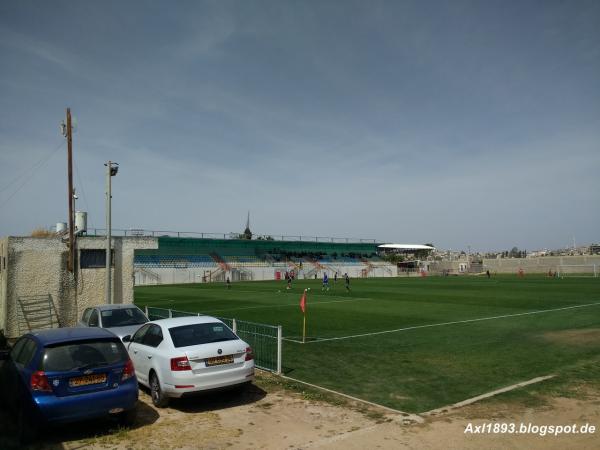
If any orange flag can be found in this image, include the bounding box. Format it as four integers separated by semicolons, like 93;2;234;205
300;290;306;314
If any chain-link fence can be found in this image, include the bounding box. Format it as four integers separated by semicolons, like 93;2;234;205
144;306;282;373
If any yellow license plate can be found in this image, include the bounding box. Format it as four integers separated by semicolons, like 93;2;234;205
206;355;234;366
69;374;107;387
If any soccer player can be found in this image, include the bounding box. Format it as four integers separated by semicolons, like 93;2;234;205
322;273;329;291
345;273;350;292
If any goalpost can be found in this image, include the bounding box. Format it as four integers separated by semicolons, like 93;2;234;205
557;264;599;278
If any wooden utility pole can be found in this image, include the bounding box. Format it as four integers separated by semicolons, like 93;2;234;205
66;108;75;272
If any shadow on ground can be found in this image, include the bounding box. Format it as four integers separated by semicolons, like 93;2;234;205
143;381;268;414
0;398;159;450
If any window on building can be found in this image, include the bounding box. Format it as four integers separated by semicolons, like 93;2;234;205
80;249;114;269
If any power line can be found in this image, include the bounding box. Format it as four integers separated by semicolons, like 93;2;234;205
0;140;64;194
0;140;65;208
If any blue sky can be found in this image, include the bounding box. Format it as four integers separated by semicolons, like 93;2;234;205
1;1;598;251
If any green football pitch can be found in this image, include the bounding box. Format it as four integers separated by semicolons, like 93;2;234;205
134;276;600;413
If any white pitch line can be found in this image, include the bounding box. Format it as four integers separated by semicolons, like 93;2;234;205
423;375;556;416
283;336;329;344
281;375;423;421
300;301;600;344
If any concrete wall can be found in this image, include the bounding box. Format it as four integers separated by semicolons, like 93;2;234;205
0;236;157;338
483;255;600;274
0;238;7;336
4;237;71;339
75;237;157;315
134;262;398;286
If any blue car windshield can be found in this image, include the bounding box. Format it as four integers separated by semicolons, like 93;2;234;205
169;323;238;348
42;339;128;372
101;308;148;328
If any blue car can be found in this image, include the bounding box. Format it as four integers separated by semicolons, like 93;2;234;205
0;327;138;442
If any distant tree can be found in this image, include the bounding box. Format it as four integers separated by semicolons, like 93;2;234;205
31;227;55;237
382;253;405;264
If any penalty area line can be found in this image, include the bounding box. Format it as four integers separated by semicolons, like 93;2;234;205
280;374;423;421
303;301;600;344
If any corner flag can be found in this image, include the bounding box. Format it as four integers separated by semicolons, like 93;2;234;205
300;290;306;314
300;289;307;343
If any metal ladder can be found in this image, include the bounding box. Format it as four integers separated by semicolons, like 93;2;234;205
17;294;61;335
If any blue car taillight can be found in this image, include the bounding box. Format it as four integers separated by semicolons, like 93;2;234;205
121;359;135;382
30;371;53;393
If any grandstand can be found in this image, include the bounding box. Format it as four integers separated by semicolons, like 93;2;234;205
134;237;397;285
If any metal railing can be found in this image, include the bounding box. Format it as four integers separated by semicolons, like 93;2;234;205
80;228;378;243
144;306;282;373
17;294;61;335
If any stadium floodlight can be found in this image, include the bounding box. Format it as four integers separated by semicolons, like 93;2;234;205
105;161;119;304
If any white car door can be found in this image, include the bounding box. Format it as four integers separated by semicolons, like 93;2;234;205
140;324;164;375
137;323;162;384
128;324;152;385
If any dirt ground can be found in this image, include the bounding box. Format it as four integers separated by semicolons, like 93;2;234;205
542;328;600;346
0;373;590;450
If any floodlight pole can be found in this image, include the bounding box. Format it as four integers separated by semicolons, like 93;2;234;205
105;161;118;304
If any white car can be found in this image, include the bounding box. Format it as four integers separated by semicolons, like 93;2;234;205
79;304;149;340
123;316;255;407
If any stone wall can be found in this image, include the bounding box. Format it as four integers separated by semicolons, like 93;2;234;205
483;255;600;274
0;238;8;336
0;236;157;338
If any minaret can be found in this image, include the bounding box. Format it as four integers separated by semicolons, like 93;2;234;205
243;211;252;240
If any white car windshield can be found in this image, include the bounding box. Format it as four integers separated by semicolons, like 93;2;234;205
101;308;148;328
169;323;238;348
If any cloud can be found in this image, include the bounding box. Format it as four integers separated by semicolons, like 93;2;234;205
0;2;599;250
0;28;78;74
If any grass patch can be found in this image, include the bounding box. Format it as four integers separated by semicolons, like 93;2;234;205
136;275;600;413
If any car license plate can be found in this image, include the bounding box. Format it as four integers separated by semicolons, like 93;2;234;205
206;355;234;366
69;373;107;387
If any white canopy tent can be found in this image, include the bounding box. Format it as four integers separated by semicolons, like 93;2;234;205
378;244;435;251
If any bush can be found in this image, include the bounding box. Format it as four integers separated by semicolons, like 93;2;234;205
31;227;55;237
